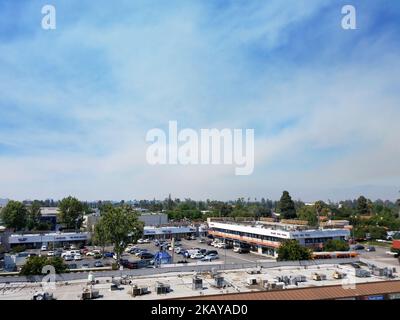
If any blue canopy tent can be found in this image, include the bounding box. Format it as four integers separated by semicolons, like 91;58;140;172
153;250;172;265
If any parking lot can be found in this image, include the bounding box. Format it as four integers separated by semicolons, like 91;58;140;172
358;245;400;268
126;237;273;267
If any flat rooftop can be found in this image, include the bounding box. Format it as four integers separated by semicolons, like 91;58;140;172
0;263;397;300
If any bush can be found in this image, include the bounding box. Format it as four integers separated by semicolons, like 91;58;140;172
324;239;349;252
20;256;67;276
277;240;312;261
111;263;119;270
11;245;26;254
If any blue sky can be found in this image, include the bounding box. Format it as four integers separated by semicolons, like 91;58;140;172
0;0;400;201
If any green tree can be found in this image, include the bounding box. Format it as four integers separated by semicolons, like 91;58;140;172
93;221;109;254
277;240;312;261
0;201;27;231
20;256;67;275
356;196;370;215
277;191;296;219
324;239;350;252
96;206;144;262
297;206;318;227
58;196;84;230
27;200;42;230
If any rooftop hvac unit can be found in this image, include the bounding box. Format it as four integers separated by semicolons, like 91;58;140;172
247;277;257;285
267;282;284;290
131;285;149;297
293;275;306;282
312;273;326;281
275;282;285;290
214;276;224;288
355;269;371;278
372;268;385;277
261;279;269;288
155;282;170;294
192;277;203;290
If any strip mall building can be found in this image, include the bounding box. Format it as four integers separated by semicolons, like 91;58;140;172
207;218;350;257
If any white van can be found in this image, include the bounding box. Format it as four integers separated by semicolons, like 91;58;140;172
186;248;200;256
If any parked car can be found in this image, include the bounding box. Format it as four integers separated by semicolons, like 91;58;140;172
198;239;206;243
94;261;104;268
103;252;114;258
129;248;140;254
41;245;48;251
206;240;213;246
54;249;63;256
70;245;77;250
68;263;78;270
234;247;250;254
74;254;82;261
201;253;219;261
86;250;100;256
125;245;137;253
353;245;365;251
190;252;205;259
47;251;54;257
63;255;73;261
174;247;183;254
81;263;90;269
205;250;218;256
211;240;221;247
139;252;154;260
137;239;145;244
366;246;376;252
135;249;148;256
70;250;80;256
386;251;398;256
143;239;150;243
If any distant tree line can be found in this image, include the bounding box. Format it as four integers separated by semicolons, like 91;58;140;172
2;192;399;241
0;196;93;232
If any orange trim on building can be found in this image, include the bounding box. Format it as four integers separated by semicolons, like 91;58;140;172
209;230;281;248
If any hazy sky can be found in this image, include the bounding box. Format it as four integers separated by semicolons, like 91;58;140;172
0;0;399;202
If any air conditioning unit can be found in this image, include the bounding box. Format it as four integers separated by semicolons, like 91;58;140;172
247;277;257;285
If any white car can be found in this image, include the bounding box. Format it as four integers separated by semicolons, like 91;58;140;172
211;241;220;247
47;251;54;257
125;245;137;252
70;250;80;256
190;252;205;259
137;239;145;244
63;255;73;261
143;239;150;243
74;254;82;261
61;251;72;258
86;250;100;256
174;247;182;254
41;245;48;251
386;251;398;256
